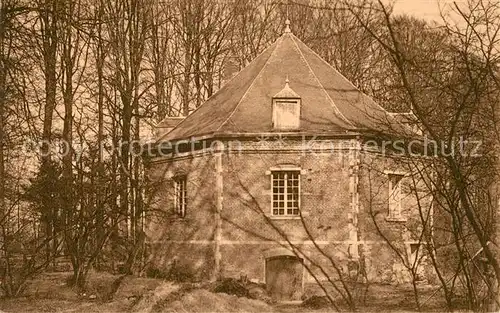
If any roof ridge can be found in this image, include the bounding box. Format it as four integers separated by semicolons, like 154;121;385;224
216;36;283;132
290;33;392;116
156;38;279;143
289;34;355;129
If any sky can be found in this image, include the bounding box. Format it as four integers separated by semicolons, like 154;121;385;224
390;0;467;22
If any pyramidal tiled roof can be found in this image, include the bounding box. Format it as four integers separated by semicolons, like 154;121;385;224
158;31;401;142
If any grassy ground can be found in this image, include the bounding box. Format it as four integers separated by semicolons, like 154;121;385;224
0;272;449;312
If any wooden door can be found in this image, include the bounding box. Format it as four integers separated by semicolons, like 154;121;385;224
265;255;303;301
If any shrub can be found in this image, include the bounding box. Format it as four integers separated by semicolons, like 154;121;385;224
301;295;332;309
166;261;196;282
213;278;249;298
145;266;169;279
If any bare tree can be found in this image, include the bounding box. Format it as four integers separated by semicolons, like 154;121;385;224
229;0;280;68
26;0;64;263
146;0;177;120
102;0;152;273
338;0;500;310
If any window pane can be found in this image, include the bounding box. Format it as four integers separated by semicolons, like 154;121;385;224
271;170;300;216
174;176;187;218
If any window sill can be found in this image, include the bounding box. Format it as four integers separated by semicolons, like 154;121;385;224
267;215;303;220
385;216;407;222
266;211;309;220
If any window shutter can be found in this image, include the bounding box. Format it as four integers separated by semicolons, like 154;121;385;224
273;100;300;130
388;173;404;219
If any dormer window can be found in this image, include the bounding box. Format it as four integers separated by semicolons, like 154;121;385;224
272;78;301;130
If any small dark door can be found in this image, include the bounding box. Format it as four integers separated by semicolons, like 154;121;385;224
265;255;303;301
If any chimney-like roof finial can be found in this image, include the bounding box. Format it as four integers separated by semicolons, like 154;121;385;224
284;0;291;34
285;19;291;33
273;76;300;99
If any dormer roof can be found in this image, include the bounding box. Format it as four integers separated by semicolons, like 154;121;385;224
273;79;301;99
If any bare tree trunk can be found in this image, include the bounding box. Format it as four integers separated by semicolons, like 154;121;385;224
177;0;198;116
61;0;74;256
39;0;59;265
0;0;7;269
149;2;170;121
95;0;106;269
120;92;132;238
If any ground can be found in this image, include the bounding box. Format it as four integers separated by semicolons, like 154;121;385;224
0;272;448;312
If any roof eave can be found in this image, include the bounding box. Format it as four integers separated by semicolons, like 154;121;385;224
155;130;355;146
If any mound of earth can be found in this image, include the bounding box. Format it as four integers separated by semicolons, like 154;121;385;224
150;288;272;313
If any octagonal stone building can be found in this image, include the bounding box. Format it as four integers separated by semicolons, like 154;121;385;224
145;23;433;301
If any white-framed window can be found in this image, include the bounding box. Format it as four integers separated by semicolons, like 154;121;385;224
271;170;300;216
387;172;405;219
173;175;187;218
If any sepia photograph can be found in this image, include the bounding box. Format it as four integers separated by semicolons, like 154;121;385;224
1;0;500;312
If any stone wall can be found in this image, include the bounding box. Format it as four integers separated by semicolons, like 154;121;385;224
145;137;435;286
357;149;435;284
145;152;218;280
